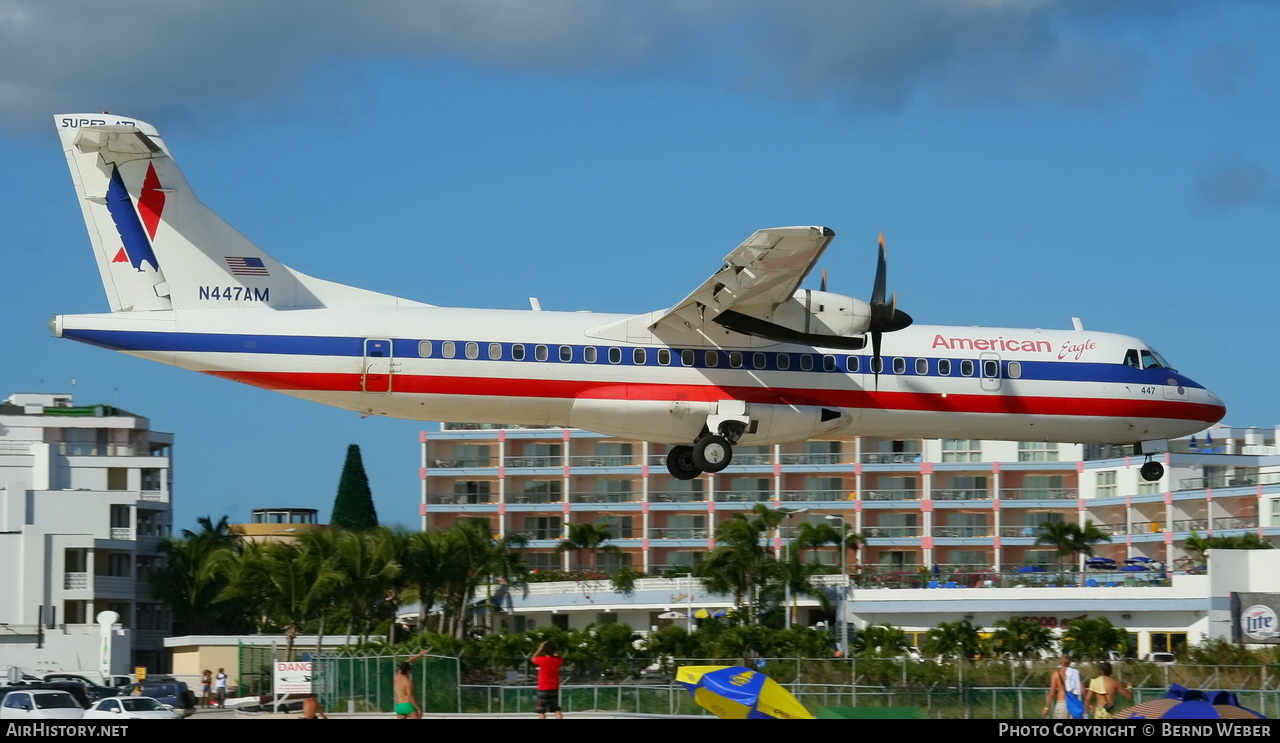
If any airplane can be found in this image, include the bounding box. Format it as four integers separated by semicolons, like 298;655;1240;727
50;113;1225;482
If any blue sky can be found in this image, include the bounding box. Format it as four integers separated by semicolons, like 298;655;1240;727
2;1;1277;531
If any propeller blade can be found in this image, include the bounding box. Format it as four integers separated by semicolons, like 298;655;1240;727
820;268;828;293
871;232;887;306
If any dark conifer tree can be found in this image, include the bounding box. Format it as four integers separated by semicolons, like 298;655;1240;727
331;444;378;530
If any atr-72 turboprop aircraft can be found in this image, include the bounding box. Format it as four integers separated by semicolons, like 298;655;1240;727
51;113;1225;481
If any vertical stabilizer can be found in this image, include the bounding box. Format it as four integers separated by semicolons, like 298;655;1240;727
55;113;425;312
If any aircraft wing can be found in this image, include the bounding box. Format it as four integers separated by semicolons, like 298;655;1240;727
650;226;836;333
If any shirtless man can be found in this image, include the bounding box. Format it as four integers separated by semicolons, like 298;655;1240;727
1084;662;1133;719
1043;654;1083;719
301;694;327;719
395;649;428;719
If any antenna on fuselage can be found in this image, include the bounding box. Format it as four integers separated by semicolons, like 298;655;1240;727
530;298;543;311
1071;317;1084;331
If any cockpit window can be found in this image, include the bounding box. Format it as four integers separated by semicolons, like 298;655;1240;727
1141;349;1175;372
1123;349;1140;368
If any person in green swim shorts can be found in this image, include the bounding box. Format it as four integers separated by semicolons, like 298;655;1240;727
395;649;428;718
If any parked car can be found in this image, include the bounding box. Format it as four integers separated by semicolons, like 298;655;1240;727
42;674;124;703
0;683;91;710
83;696;180;720
134;681;196;718
1144;652;1176;665
0;690;85;720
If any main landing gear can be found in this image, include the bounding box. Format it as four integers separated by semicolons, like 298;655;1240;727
665;422;746;479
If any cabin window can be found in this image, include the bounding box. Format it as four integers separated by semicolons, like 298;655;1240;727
1008;361;1022;379
559;345;572;362
419;341;432;358
938;359;951;376
800;354;814;371
512;344;525;361
681;350;695;367
442;341;456;359
960;359;974;377
846;356;860;373
983;360;999;378
753;353;766;370
465;342;479;359
705;351;719;367
633;348;647;365
915;358;928;375
870;357;883;374
892;357;906;374
535;345;549;362
729;351;743;368
823;355;836;372
658;349;671;366
584;347;598;363
488;343;502;360
777;354;791;371
609;347;622;364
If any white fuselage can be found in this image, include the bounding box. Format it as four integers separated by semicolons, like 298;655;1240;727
54;304;1225;447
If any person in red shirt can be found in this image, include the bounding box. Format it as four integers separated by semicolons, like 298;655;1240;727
532;640;565;719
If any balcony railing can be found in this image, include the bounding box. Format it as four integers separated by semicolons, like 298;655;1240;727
780;453;844;465
109;527;134;541
58;443;138;457
509;493;562;504
567;455;636;467
862;489;921;501
648;527;710;539
861;453;922;464
1172;518;1209;532
862;526;922;538
998;488;1076;500
779;489;848;502
505;456;561;468
1131;521;1164;534
429;493;494;504
568;491;637;504
138;490;166;502
932;526;992;538
933;489;992;501
714;491;772;503
1214;516;1257;530
649;491;707;503
508;531;560;541
429;457;493;468
63;572;89;590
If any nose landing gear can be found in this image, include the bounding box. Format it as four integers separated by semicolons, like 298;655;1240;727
1140;460;1164;482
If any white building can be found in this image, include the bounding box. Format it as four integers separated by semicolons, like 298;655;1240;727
0;393;173;676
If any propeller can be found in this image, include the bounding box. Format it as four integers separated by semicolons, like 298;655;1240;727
868;233;913;388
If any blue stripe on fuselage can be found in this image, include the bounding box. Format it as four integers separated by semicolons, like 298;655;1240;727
60;327;1205;389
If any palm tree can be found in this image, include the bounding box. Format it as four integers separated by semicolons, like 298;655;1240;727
151;515;242;634
222;539;344;658
696;514;771;624
1185;531;1274;564
1061;616;1128;661
853;624;910;657
924;619;982;661
1035;520;1112;585
987;617;1055;660
335;528;403;643
556;521;619;573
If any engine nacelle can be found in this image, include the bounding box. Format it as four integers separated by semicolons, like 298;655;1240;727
714;289;872;349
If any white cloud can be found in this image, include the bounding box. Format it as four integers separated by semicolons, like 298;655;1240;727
0;0;1239;134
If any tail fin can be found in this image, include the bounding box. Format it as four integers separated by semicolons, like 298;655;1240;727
54;113;425;312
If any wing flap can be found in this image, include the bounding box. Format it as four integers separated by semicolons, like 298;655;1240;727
651;226;835;333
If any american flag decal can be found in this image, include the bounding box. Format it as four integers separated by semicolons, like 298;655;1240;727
225;256;269;276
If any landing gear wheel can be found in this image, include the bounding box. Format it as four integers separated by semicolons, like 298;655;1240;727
693;435;732;473
1140;461;1164;482
666;446;702;480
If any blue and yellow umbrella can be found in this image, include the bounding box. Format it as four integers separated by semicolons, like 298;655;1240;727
677;665;813;719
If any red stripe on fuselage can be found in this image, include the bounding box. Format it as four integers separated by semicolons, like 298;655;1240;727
204;370;1223;422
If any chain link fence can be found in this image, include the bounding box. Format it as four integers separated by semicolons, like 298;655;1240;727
305;652;1280;718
